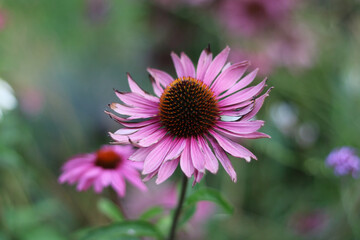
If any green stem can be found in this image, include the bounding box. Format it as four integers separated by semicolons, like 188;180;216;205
168;175;188;240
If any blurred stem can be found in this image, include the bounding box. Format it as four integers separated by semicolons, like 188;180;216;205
340;180;360;238
109;188;128;219
168;174;188;240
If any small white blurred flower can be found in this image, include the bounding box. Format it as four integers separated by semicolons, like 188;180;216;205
0;78;17;120
296;122;319;147
270;102;298;135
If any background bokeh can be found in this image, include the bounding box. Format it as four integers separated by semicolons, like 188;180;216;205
1;0;360;239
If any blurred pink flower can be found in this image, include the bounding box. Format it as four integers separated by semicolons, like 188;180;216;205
59;145;147;197
19;87;45;117
108;46;271;185
124;181;177;219
289;210;328;236
229;48;274;76
85;0;110;23
0;9;6;30
185;201;215;239
218;0;294;36
266;24;316;70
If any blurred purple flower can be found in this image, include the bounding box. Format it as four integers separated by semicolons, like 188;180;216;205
326;147;360;177
218;0;294;36
59;145;147;197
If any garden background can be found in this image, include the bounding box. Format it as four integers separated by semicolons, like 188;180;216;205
1;0;360;239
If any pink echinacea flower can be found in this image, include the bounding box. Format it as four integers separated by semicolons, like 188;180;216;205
59;145;147;196
108;46;272;185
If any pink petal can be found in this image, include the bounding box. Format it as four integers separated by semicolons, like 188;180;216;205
129;147;153;162
216;120;264;134
110;103;158;119
121;165;147;191
111;123;162;145
156;158;180;184
114;128;139;135
180;52;195;78
143;170;158;182
126;123;163;143
219;100;253;111
77;177;96;191
208;137;237;182
209;130;256;162
94;176;105;193
211;61;249;96
164;138;186;161
180;140;194;177
196;47;213;81
171;52;185;78
143;137;173;174
115;91;158;109
109;132;131;144
203;46;230;86
192;170;204;186
150;76;164;98
197;137;219;174
223;68;259;97
136;128;168;147
147;68;174;88
220;104;253;117
62;154;94;170
242;87;273;121
106;112;160;128
59;164;92;184
76;168;102;191
111;172;126;197
127;73;159;102
190;137;205;172
218;78;267;107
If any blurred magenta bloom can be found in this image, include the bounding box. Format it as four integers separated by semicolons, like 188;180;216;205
125;181;177;218
229;48;274;76
59;145;147;196
218;0;294;36
0;9;6;30
289;210;328;236
19;87;45;117
85;0;110;23
326;147;360;177
108;46;271;185
266;24;316;70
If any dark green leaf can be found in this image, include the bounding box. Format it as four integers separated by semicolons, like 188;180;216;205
139;206;164;220
97;198;124;222
179;204;196;226
185;188;234;215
